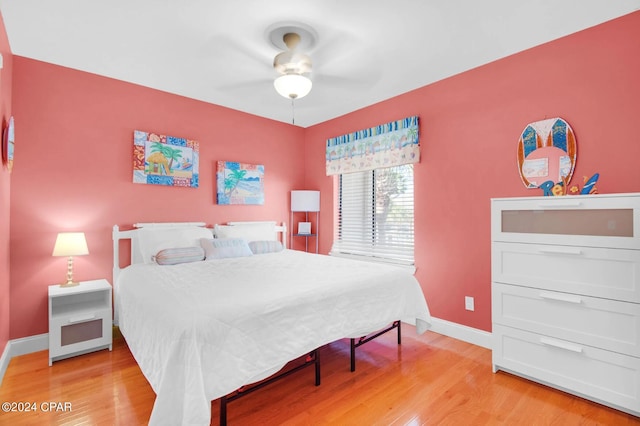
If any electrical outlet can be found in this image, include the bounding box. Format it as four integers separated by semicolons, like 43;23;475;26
465;296;474;311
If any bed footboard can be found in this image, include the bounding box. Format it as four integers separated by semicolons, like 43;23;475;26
350;320;401;372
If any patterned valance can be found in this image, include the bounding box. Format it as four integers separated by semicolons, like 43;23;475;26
326;116;419;175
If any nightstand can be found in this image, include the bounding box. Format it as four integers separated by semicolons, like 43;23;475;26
48;279;113;366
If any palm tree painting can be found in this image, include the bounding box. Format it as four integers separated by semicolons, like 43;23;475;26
132;130;199;188
148;142;184;174
216;161;264;205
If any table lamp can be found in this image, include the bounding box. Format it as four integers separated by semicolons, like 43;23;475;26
52;232;89;287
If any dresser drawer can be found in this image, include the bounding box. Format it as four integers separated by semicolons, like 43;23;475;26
493;242;640;303
491;194;640;249
493;283;640;357
493;325;640;416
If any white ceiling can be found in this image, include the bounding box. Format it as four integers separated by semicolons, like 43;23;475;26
1;1;639;128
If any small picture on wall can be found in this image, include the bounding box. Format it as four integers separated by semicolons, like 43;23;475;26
216;161;264;205
133;130;199;188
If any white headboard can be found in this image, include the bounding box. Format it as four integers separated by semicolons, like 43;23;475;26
112;221;287;325
112;221;287;283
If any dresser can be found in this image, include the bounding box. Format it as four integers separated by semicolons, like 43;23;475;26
491;193;640;416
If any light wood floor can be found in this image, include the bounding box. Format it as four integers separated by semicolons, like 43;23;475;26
1;327;638;425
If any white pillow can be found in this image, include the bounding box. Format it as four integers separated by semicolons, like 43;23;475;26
248;240;284;254
138;226;213;264
200;238;253;260
213;222;276;242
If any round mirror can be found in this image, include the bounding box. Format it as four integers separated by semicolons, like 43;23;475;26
517;117;576;189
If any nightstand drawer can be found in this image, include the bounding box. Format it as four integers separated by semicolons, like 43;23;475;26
493;283;640;356
492;242;640;302
49;308;111;361
50;308;111;331
493;325;640;416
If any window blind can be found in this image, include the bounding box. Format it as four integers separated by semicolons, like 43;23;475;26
332;164;414;265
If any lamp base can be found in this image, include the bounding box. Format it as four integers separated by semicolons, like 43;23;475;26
60;256;79;287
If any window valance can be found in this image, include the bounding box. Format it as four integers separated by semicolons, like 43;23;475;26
326;116;419;176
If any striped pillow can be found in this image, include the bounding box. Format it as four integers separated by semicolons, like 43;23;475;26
248;240;283;255
154;246;205;265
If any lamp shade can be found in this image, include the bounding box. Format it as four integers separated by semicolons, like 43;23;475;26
274;74;312;99
52;232;89;257
291;190;320;212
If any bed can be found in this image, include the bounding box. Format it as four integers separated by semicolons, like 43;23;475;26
112;221;431;425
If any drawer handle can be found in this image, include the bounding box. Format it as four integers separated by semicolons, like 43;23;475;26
537;247;583;255
537;201;583;208
539;292;583;304
67;314;96;324
540;337;583;353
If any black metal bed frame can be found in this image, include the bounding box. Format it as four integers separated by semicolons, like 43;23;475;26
350;320;401;372
219;349;320;426
217;320;401;425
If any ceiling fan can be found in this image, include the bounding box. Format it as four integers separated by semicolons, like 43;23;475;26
271;28;315;100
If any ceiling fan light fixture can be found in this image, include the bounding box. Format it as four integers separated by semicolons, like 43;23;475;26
274;74;312;100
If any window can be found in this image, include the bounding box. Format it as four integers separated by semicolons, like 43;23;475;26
331;164;414;265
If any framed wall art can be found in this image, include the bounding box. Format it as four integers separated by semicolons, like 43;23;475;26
133;130;199;188
2;116;14;172
216;161;264;205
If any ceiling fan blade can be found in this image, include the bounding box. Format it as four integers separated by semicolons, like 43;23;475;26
216;78;272;92
203;34;273;72
313;73;381;90
310;29;365;69
197;34;276;91
309;28;381;90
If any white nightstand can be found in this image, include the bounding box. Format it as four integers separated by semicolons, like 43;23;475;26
48;279;113;366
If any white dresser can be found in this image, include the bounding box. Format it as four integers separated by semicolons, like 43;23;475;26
491;193;640;416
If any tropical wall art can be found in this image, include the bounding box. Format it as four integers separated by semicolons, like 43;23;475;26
133;130;199;187
216;161;264;205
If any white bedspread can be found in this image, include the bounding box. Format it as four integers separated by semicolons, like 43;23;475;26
116;250;431;425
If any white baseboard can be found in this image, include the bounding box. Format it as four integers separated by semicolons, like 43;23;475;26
0;342;10;386
428;316;492;349
9;333;48;357
0;333;48;386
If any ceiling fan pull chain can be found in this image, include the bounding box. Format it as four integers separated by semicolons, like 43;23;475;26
291;98;295;125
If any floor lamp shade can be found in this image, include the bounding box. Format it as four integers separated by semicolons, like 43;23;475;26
291;190;320;212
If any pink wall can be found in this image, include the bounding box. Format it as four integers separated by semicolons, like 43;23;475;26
9;58;305;339
0;11;12;355
306;11;640;331
6;11;640;340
